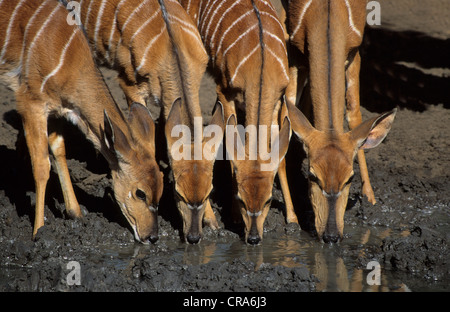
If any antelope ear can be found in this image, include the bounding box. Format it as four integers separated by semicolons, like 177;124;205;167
225;114;244;163
104;110;132;162
208;100;225;132
128;102;155;148
203;100;226;161
165;98;183;147
280;95;289;122
276;116;291;162
350;108;397;149
286;99;315;142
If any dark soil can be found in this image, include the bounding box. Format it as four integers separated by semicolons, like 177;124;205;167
0;0;448;292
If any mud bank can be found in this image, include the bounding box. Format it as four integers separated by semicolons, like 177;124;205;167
1;0;449;292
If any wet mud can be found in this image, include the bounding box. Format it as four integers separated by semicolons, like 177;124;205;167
0;0;449;292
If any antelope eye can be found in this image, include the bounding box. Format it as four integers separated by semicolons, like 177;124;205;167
135;189;146;201
235;195;246;208
308;172;320;184
345;174;355;185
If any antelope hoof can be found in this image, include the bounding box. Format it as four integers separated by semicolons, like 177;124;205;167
286;216;299;225
362;184;376;205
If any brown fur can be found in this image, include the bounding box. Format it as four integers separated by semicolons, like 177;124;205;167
181;0;291;244
0;0;163;242
279;0;397;242
77;0;223;244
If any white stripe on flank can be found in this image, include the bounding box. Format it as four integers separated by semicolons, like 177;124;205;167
40;28;79;93
135;25;166;75
93;0;107;52
259;0;276;13
170;14;200;34
114;0;129;54
20;0;50;64
266;46;289;82
0;0;27;64
25;5;60;77
130;8;161;45
344;0;362;37
106;0;127;63
209;0;241;51
84;0;94;29
121;0;149;35
290;0;312;40
203;0;225;40
221;24;258;71
171;15;203;46
263;30;287;56
216;9;254;56
186;0;192;15
260;11;284;36
200;0;216;33
230;43;260;85
105;12;116;63
197;0;205;27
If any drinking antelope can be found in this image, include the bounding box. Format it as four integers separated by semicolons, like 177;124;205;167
181;0;292;245
73;0;224;244
280;0;396;242
0;0;164;243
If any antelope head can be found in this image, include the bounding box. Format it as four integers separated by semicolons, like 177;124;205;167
103;103;164;244
226;113;291;245
287;102;396;243
165;99;225;244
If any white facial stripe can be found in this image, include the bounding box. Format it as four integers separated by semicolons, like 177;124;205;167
247;210;262;217
322;190;342;198
149;205;158;212
187;203;204;211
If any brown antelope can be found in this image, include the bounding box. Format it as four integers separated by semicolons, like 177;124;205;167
181;0;292;245
0;0;164;243
279;0;396;242
74;0;224;244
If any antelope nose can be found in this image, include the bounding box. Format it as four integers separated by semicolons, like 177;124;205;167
148;235;159;244
142;234;159;244
186;233;201;244
247;234;261;245
322;233;340;244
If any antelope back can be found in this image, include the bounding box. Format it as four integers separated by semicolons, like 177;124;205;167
181;0;291;244
77;0;207;119
287;0;367;131
184;0;289;125
0;0;164;244
77;0;225;244
284;0;398;243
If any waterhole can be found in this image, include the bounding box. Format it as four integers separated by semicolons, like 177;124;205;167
99;224;448;292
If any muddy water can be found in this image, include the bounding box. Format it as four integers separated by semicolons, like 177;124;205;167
97;225;446;292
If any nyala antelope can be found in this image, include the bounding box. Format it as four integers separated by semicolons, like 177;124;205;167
280;0;396;243
181;0;292;245
0;0;164;243
73;0;224;244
